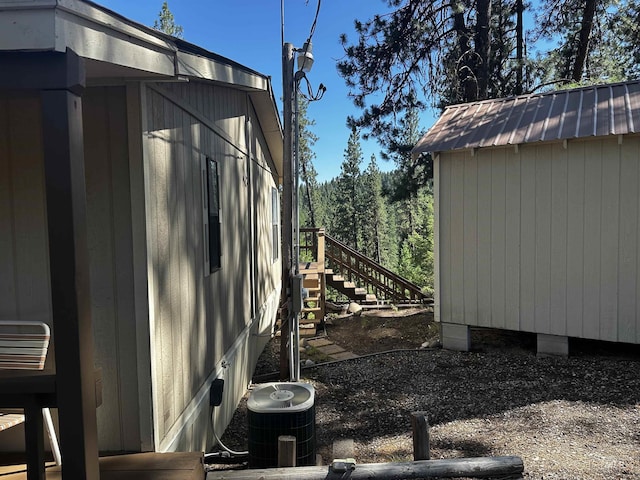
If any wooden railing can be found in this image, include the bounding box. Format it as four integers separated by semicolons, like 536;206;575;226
300;228;428;304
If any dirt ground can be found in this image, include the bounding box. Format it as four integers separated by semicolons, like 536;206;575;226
220;309;640;479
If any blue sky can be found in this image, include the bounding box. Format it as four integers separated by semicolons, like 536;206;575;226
94;0;437;182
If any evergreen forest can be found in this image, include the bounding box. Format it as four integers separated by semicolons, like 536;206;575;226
298;0;640;296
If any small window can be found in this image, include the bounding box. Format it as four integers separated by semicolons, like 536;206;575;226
202;156;221;273
271;187;279;262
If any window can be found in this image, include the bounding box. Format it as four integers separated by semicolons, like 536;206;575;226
271;187;279;262
203;156;221;274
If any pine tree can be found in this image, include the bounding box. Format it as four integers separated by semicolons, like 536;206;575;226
531;0;629;86
297;98;320;228
360;155;389;265
153;2;184;38
331;129;363;250
397;186;434;293
385;107;431;200
607;0;640;79
338;0;528;151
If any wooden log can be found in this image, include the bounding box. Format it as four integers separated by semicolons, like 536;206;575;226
411;412;430;460
206;456;525;479
277;435;296;467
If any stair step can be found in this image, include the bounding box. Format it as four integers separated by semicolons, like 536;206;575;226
343;281;356;289
303;274;320;288
301;317;323;325
300;324;317;336
355;287;367;296
302;307;322;313
331;275;345;282
364;294;377;303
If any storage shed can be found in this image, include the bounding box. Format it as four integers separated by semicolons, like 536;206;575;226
0;0;282;469
413;81;640;355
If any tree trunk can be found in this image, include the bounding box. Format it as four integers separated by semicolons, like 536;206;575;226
572;0;598;82
452;1;476;102
301;160;316;227
516;0;524;94
475;0;492;99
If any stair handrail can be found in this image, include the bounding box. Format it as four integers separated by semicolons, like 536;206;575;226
323;232;427;302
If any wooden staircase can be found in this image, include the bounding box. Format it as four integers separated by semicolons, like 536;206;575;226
325;269;377;304
299;228;428;307
322;232;427;304
298;262;324;336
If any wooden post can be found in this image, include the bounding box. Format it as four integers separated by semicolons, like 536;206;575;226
411;412;430;460
39;52;100;480
278;435;296;467
279;42;295;381
317;229;326;321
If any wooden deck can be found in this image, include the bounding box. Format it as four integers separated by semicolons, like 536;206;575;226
0;452;204;480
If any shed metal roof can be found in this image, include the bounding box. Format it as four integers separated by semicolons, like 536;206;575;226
412;80;640;155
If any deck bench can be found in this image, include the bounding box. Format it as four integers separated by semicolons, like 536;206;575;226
0;320;62;478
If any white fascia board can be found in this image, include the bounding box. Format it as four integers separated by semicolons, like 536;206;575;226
55;0;176;77
0;0;55;6
56;0;174;53
249;89;283;179
176;50;268;91
0;3;56;51
0;0;177;77
56;10;175;77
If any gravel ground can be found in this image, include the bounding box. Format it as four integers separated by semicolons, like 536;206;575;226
220;312;640;479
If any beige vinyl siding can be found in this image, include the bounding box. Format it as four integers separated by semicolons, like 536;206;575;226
146;86;210;444
0;94;52;341
0;82;279;454
249;105;280;306
144;81;278;450
82;86;141;451
0;91;143;452
0;93;52;454
437;136;640;345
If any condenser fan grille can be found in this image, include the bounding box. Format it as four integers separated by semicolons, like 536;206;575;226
247;382;314;412
247;382;315;468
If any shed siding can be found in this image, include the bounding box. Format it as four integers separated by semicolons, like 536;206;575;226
490;148;506;331
437;136;640;344
504;150;521;331
476;151;492;328
450;153;465;324
439;154;453;323
549;143;568;337
566;142;586;338
462;152;478;325
619;139;639;342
